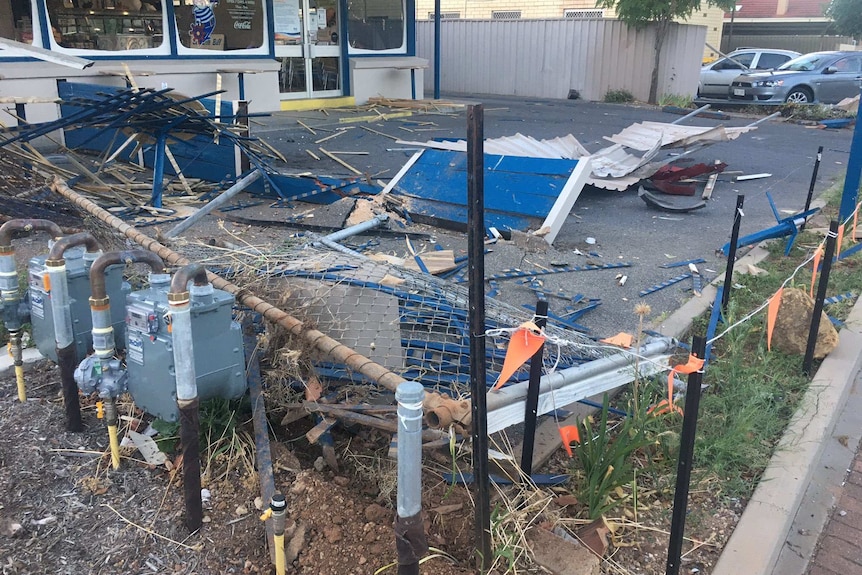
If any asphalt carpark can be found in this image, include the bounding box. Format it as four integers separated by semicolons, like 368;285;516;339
244;94;855;339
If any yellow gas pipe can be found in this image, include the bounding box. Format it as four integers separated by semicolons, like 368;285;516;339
103;399;121;470
260;493;287;575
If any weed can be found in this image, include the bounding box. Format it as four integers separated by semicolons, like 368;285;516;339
658;93;693;108
570;394;656;520
780;102;854;121
604;89;635;104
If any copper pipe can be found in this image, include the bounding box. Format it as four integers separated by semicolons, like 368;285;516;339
45;231;99;263
0;219;63;249
89;250;166;301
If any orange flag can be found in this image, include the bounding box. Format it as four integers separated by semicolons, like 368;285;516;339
836;224;845;259
810;246;823;298
559;425;581;457
492;325;545;390
767;287;783;351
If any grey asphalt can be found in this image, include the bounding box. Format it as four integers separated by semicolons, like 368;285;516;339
245;95;855;338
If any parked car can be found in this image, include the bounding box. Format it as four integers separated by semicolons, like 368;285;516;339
698;48;800;99
729;51;862;104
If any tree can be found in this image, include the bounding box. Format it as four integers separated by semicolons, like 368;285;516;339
826;0;862;41
595;0;733;104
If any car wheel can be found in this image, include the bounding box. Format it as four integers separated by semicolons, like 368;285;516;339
785;87;813;104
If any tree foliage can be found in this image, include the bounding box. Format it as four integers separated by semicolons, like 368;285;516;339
826;0;862;40
595;0;734;103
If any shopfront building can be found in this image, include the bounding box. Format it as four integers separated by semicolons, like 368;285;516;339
0;0;425;115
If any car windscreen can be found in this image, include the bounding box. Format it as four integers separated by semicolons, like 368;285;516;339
778;53;830;72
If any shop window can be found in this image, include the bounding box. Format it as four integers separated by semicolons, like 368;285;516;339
174;0;263;51
45;0;165;51
0;0;34;44
347;0;404;53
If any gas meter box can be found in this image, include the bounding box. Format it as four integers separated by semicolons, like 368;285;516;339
28;249;129;363
124;278;246;422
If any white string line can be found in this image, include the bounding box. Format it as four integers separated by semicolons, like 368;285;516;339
708;227;842;345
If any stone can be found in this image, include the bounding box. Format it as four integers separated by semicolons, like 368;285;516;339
771;287;839;359
527;526;601;575
364;503;390;524
285;522;307;564
323;525;343;543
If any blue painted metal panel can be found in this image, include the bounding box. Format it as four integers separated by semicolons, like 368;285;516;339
391;149;581;230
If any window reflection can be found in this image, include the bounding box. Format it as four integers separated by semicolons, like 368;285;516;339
174;0;263;50
45;0;164;50
1;0;34;44
347;0;404;51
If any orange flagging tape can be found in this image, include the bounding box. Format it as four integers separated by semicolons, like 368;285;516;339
649;353;705;417
492;323;546;390
767;287;783;351
811;245;823;298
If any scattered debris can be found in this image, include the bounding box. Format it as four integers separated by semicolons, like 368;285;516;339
638;186;706;213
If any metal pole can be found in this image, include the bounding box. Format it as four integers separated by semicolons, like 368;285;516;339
665;334;707;575
467;103;492;572
243;319;276;563
839;88;862;223
395;382;427;575
669;104;711;125
165;170;262;238
800;145;823;232
722;195;745;315
803;220;839;376
520;299;548;476
433;0;441;100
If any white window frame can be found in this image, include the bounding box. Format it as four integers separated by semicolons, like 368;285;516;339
45;6;172;56
175;0;270;56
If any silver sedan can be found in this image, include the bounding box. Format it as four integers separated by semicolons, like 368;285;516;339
729;51;862;105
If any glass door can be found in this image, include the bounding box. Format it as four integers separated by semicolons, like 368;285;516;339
273;0;341;99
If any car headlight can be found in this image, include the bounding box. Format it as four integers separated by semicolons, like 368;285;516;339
753;79;784;88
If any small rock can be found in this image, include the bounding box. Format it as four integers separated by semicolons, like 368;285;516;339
358;557;367;565
254;496;264;511
839;510;848;516
202;515;212;523
323;525;342;543
286;522;307;564
333;476;350;487
313;456;326;472
364;503;390;524
235;505;248;516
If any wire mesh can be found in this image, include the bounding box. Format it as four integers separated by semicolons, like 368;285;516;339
173;238;616;398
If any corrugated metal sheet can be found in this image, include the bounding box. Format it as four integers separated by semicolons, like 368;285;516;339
416;19;706;101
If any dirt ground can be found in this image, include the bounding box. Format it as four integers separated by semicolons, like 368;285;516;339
0;356;739;575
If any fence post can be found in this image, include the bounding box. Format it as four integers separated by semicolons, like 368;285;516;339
722;195;745;315
803;220;839;376
665;334;707;575
800;145;822;231
466;103;492;573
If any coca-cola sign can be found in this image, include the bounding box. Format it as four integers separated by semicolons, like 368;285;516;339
234;20;252;29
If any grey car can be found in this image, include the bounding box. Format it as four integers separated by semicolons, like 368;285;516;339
729;51;862;104
698;48;800;99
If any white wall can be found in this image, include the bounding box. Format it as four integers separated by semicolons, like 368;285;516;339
416;19;706;102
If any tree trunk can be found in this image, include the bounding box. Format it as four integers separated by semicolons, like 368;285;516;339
649;20;670;105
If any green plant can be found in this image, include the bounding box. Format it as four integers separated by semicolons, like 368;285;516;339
604;89;635;104
658;93;694;108
780;103;854;121
571;394;655;519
